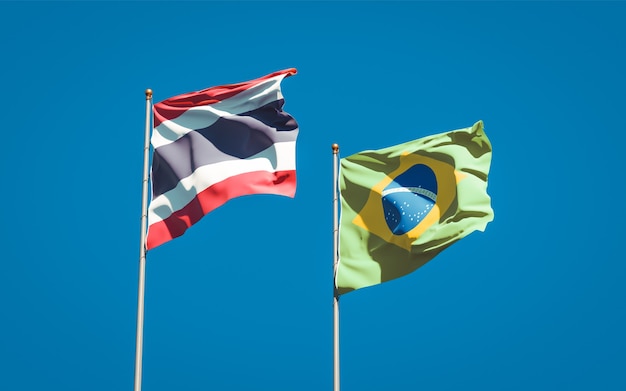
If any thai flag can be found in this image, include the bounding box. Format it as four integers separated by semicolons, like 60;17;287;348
146;69;299;250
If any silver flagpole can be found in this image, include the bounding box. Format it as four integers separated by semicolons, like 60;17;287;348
332;143;340;391
134;88;153;391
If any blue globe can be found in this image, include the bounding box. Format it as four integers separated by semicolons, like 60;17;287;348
381;164;438;235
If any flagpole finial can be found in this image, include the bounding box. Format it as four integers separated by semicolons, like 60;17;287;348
332;143;339;154
145;89;153;100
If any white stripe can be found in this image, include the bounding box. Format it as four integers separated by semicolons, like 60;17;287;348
381;187;437;202
147;141;296;225
152;74;288;149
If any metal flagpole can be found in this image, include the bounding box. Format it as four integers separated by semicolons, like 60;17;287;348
134;88;153;391
332;143;340;391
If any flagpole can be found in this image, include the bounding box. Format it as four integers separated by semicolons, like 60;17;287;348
134;88;152;391
332;143;340;391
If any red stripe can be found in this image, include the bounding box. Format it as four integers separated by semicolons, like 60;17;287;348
146;169;296;250
153;68;297;127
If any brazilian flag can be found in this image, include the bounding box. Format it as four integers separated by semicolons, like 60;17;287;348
337;121;493;295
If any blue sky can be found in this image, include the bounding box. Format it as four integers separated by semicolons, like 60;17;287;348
1;1;625;390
